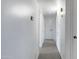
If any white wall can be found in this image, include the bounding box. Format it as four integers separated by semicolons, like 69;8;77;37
56;0;77;59
39;8;45;47
56;0;65;59
56;14;65;59
44;13;56;40
1;0;40;59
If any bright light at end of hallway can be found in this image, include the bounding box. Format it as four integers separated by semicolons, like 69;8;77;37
10;4;32;17
47;5;57;14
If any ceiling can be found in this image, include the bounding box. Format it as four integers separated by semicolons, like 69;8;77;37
38;0;65;20
38;0;57;15
2;0;37;17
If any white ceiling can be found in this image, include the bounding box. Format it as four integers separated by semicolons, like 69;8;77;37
2;0;37;17
38;0;65;14
38;0;57;14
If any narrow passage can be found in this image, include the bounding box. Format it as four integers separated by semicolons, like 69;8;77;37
38;39;61;59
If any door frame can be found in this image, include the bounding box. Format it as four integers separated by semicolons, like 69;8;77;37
65;0;77;59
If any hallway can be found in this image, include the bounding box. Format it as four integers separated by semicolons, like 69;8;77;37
38;39;61;59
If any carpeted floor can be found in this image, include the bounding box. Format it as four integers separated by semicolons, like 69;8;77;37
38;39;61;59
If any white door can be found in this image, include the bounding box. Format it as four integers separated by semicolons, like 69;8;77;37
45;19;54;39
1;0;39;59
45;14;56;40
72;0;77;59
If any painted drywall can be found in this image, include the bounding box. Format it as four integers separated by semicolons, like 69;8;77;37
44;13;56;40
1;0;39;59
56;0;77;59
56;0;65;59
39;8;45;47
56;14;65;59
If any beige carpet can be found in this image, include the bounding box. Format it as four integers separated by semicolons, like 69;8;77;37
38;39;61;59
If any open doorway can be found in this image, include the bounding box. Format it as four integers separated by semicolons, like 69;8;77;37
38;0;65;59
38;0;66;59
38;0;77;59
44;13;56;41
